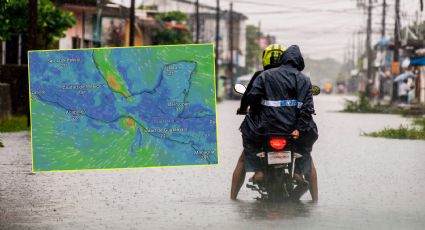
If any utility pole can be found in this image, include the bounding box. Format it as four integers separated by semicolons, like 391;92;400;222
82;11;85;48
129;0;135;46
381;0;386;38
378;0;387;100
352;35;356;68
366;0;372;96
256;20;261;70
28;0;37;127
394;0;400;62
195;0;200;43
391;0;401;102
28;0;37;51
228;1;234;98
215;0;220;96
357;31;363;66
95;0;103;45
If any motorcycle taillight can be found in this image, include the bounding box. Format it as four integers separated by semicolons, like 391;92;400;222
269;138;287;150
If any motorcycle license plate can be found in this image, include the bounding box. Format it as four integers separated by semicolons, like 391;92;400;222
267;151;291;164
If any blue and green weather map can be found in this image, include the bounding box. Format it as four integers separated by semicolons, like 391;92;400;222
29;44;218;172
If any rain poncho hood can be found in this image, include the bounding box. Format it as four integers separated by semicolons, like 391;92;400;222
278;45;305;71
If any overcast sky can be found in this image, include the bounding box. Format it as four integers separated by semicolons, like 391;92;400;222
121;0;422;61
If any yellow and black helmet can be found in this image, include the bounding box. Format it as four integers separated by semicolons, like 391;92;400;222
262;44;286;69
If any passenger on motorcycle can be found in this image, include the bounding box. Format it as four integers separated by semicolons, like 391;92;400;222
231;44;286;200
233;44;318;200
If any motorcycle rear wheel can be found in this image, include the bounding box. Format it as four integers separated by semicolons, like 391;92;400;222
265;169;287;201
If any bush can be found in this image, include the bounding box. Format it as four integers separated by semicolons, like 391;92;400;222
342;93;423;115
343;93;378;113
0;116;29;132
364;117;425;140
413;118;425;132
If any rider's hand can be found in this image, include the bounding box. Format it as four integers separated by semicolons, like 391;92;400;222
236;108;247;115
292;129;299;139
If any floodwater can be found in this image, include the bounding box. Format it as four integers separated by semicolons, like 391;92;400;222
1;95;425;229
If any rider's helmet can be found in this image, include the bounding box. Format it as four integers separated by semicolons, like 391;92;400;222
262;44;286;70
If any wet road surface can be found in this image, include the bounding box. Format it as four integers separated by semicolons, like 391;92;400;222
1;95;425;229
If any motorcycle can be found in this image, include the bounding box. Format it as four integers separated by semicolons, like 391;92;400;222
234;83;320;201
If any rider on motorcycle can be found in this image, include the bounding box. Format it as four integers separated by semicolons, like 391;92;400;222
237;44;318;200
231;44;287;200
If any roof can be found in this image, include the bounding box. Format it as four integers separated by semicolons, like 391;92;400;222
56;0;130;17
191;12;247;21
137;17;159;30
166;22;189;31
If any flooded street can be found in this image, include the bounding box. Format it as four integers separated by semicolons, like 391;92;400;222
1;95;425;229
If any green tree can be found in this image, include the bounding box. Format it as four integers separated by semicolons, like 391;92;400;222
0;0;76;48
245;25;261;72
155;11;188;24
137;4;157;11
152;11;192;45
152;29;192;45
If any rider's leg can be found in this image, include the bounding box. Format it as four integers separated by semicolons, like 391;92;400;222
290;170;310;201
293;172;303;181
252;170;264;182
295;131;318;201
309;159;318;201
242;135;264;183
231;152;246;200
290;153;311;200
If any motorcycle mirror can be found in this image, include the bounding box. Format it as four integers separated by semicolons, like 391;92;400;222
311;85;321;96
234;84;246;95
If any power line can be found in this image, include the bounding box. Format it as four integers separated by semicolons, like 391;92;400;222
227;0;282;7
262;25;363;34
243;8;363;15
172;0;218;11
226;0;348;8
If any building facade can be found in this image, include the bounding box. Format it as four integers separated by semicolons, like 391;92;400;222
56;1;130;49
143;0;247;74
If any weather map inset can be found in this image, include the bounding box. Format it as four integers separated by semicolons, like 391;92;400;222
28;44;218;172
